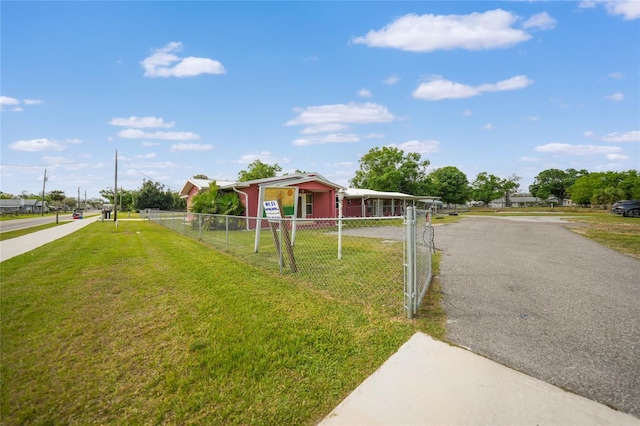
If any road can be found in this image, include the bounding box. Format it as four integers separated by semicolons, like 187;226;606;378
435;216;640;418
0;213;91;232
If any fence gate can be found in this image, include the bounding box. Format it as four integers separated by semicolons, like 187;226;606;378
404;207;434;319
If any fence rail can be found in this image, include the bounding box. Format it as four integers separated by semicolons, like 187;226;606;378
149;210;433;317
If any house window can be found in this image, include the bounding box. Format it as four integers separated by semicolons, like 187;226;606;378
305;193;313;215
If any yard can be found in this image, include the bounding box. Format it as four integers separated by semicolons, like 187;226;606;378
0;220;443;424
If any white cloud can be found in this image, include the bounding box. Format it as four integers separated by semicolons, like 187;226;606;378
286;102;395;126
519;156;540;162
142;141;160;147
0;96;20;106
606;153;630;161
135;153;158;159
109;116;175;128
9;138;66;152
358;88;373;98
522;12;556;30
534;143;623;156
483;123;494;130
525;116;541;121
388;139;440;154
383;74;400;85
584;130;596;137
293;133;361;146
117;129;200;140
352;9;534;52
461;109;473;116
141;41;226;78
605;91;624;101
23;99;43;105
580;1;640;19
301;123;349;134
604;0;640;20
413;75;533;100
66;138;82;144
236;151;290;164
608;71;625;79
601;130;640;142
11;107;24;112
170;143;213;152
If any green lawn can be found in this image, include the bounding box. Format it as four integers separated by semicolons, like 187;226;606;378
1;220;439;424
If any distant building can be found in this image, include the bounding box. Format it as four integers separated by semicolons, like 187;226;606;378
0;199;49;214
488;195;572;208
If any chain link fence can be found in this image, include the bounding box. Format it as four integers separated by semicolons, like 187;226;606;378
149;210;433;317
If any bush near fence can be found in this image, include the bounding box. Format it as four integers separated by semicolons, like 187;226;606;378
150;211;432;317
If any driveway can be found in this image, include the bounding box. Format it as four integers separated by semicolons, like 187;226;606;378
435;216;640;417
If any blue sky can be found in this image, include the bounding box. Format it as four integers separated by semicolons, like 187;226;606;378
1;1;639;200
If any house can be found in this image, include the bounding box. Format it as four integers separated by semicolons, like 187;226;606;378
180;173;439;223
180;173;343;225
488;195;571;208
0;199;50;214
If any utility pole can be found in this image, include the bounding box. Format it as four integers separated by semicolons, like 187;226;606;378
41;169;47;216
114;149;118;222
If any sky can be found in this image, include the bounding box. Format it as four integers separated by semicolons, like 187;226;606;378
1;1;639;200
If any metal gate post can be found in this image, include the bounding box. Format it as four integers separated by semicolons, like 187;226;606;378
405;207;416;319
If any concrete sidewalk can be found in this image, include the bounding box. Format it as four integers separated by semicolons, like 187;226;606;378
320;333;639;425
0;217;100;262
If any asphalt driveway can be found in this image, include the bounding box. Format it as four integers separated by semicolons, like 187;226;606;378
435;216;640;418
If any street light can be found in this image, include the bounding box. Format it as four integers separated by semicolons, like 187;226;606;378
338;188;345;260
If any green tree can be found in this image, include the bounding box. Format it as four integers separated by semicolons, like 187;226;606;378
238;160;282;182
193;174;209;180
191;181;243;215
350;146;430;195
172;192;187;211
48;190;65;208
0;192;16;199
471;172;503;206
134;180;174;211
501;174;521;207
428;166;470;205
530;168;588;203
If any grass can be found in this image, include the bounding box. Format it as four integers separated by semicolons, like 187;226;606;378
0;221;71;241
1;220;435;424
565;214;640;259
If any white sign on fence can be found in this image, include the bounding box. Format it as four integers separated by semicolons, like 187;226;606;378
263;200;282;219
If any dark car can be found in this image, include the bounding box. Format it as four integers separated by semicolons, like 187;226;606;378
611;200;640;217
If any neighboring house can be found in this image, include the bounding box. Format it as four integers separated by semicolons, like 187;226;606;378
488;195;571;208
180;173;440;222
0;199;49;214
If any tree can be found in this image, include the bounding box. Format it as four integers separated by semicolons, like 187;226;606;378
471;172;503;206
48;190;66;208
134;180;174;211
191;181;243;216
501;174;521;207
529;168;588;204
193;174;209;180
238;160;282;182
350;146;430;195
570;170;640;206
428;166;470;205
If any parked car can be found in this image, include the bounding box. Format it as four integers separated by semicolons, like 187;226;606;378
611;200;640;217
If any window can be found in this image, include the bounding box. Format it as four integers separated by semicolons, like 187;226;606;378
305;193;313;215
